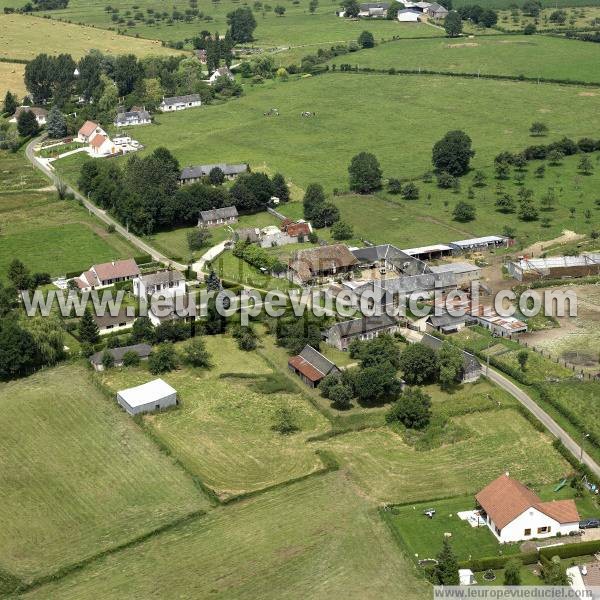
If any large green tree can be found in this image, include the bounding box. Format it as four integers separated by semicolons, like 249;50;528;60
444;11;463;37
227;7;257;43
434;538;459;585
348;152;382;193
78;307;100;345
432;130;475;176
3;91;18;116
398;343;439;385
385;387;432;429
17;109;39;138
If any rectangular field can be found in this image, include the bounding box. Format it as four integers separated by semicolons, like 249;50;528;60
0;363;209;584
322;409;571;503
21;473;430;600
98;335;330;500
325;35;600;84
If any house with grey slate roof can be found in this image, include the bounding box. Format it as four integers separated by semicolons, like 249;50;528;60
89;344;152;371
114;108;151;127
179;163;248;185
133;270;186;298
198;206;239;228
325;315;398;351
159;94;202;112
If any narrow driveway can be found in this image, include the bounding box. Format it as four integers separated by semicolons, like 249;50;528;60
486;367;600;479
25;137;187;272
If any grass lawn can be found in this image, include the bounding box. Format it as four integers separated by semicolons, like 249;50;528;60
326;35;600;84
98;335;330;500
0;363;209;584
21;473;430;600
0;13;182;61
0;149;47;191
130;73;600;193
389;496;522;562
212;249;297;290
147;211;282;262
322;408;572;503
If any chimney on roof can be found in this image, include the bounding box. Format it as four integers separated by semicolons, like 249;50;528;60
112;261;115;266
505;471;510;477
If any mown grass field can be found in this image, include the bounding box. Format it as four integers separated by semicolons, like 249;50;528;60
323;409;571;503
0;363;209;585
25;0;442;47
22;473;430;600
0;13;182;61
0;151;138;280
99;335;330;500
0;60;26;100
328;35;600;84
132;74;600;191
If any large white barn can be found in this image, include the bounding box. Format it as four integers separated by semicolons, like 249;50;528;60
117;379;178;415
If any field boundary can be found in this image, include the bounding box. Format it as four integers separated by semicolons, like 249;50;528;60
12;509;207;597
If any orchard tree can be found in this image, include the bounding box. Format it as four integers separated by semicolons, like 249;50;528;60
444;11;463;37
517;350;529;371
331;220;353;240
530;121;548;137
182;337;211;368
148;343;178;374
309;0;318;13
432;130;474;176
453;201;476;222
342;0;360;18
348;151;382;193
579;155;593;175
495;193;515;213
274;5;286;16
473;170;487;187
187;228;212;251
401;182;420;200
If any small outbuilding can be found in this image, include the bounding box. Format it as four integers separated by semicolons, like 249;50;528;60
116;378;178;415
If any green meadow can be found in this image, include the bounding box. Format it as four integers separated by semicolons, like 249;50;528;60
328;35;600;84
0;363;209;585
131;74;600;191
22;473;430;600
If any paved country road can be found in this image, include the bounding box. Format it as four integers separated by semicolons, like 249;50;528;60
486;366;600;479
25;137;187;272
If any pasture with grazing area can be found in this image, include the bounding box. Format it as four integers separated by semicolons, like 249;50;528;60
0;14;182;61
131;74;600;191
0;363;209;585
98;335;330;500
21;473;430;600
328;35;600;84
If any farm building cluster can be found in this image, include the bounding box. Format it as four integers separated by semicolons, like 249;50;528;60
336;0;448;21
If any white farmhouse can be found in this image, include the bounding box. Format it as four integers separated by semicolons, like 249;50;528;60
476;474;580;544
159;94;202;112
133;270;186;298
117;379;178;415
208;67;234;85
10;106;48;125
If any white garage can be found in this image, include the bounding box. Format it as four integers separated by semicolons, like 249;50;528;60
117;379;178;415
397;8;421;21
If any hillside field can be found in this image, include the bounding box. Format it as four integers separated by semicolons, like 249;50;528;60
0;13;182;61
0;61;26;100
0;363;209;585
21;473;430;600
24;0;442;47
327;35;600;84
99;335;330;500
131;74;600;190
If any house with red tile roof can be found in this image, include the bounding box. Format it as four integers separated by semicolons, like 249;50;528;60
476;473;579;543
75;259;140;291
77;121;106;143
